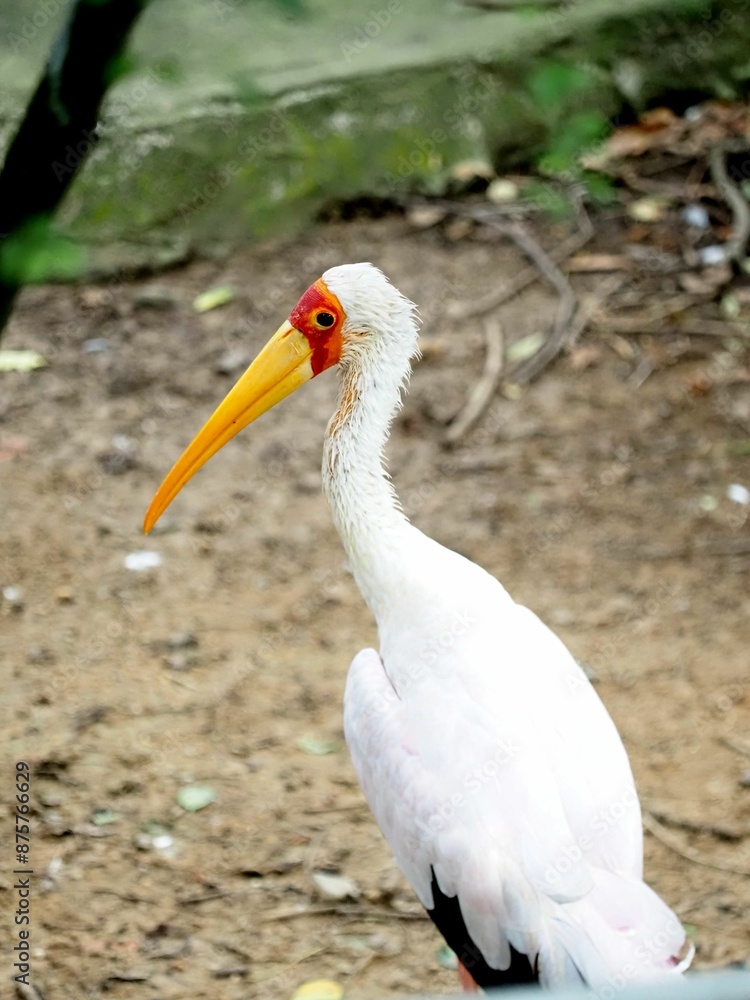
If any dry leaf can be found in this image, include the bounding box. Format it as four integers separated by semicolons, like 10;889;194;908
568;345;602;371
567;254;631;273
292;980;344;1000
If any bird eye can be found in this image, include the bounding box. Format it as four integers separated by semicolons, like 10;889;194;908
315;311;335;329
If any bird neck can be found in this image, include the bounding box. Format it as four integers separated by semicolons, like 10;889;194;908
322;348;415;622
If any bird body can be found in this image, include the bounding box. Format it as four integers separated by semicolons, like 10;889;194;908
145;263;691;990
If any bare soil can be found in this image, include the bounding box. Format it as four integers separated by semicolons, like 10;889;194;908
2;213;750;1000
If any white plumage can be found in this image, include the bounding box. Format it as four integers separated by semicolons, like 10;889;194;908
321;264;691;989
145;262;692;991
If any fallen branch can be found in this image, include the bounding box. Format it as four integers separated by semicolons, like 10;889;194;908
567;273;630;350
444;319;505;444
491;218;578;384
608;538;750;561
643;812;750;877
708;142;750;265
595;315;750;338
263;902;426;922
647;805;746;842
447;195;593;321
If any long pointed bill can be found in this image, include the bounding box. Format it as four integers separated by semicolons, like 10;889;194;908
144;321;314;533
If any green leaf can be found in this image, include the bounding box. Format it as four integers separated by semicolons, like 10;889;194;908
104;51;138;86
508;332;545;363
91;807;121;826
193;285;236;313
176;785;216;811
528;62;592;114
437;945;458;969
523;180;573;221
0;350;47;372
583;172;617;206
0;218;85;285
295;736;339;756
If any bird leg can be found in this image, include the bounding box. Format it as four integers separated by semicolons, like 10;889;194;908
458;960;479;992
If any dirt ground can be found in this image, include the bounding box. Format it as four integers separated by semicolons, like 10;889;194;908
2;212;750;1000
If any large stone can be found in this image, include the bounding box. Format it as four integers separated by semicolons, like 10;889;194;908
1;0;748;270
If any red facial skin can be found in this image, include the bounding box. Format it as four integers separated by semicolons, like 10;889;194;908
289;279;345;376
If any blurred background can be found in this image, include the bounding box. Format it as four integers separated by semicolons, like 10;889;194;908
1;1;749;997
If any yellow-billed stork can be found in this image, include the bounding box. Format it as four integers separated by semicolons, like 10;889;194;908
144;263;692;990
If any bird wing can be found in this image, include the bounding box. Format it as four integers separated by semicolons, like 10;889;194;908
344;599;687;988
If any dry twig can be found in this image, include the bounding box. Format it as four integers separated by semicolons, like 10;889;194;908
447;196;593;320
708;142;750;265
567;273;630;350
444;319;504;444
647;805;746;842
597;315;750;338
263;902;426;922
92;887;155;905
490;218;578;383
718;735;750;760
609;538;750;561
643;812;750;877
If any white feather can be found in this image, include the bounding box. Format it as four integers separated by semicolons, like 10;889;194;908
320;263;690;988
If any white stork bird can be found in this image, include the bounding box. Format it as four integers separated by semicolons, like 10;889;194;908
145;263;692;991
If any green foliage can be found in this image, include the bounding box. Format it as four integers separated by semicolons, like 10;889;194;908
583;170;617;206
105;51;139;86
537;109;609;175
528;62;593;115
525;59;614;212
0;217;86;285
523;179;575;221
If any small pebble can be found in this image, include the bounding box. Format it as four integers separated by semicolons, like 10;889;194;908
165;652;201;672
727;483;750;506
27;646;55;664
83;338;111;354
487;178;519;204
168;631;199;649
697;245;727;266
124;551;163;571
55;585;74;604
2;584;24;609
682;204;710;229
312;870;361;901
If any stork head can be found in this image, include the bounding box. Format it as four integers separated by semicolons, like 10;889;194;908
143;262;417;533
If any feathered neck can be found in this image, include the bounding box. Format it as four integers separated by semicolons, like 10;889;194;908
322;318;419;622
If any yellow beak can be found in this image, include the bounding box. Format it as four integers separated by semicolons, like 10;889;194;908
143;321;314;533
